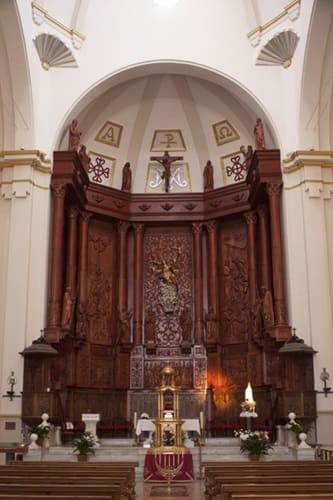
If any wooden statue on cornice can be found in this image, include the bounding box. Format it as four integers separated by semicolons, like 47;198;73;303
121;162;132;192
68;119;81;151
203;160;214;191
254;118;266;150
79;144;91;171
240;145;253;170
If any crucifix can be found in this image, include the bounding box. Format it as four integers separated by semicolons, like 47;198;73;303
150;151;183;193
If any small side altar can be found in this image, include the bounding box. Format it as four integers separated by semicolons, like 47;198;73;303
144;366;194;482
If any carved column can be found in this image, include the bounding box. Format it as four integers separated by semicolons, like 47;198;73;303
133;223;144;345
118;221;130;314
206;220;219;314
244;211;258;306
257;204;270;290
47;184;66;331
192;222;204;344
65;206;79;295
266;183;287;325
78;211;91;305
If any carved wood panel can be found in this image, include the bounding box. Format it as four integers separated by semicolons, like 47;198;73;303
143;228;193;346
87;220;117;345
219;219;249;345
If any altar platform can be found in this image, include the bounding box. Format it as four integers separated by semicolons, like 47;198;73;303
21;436;310;474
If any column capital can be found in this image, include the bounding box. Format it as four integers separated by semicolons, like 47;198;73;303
266;182;282;197
80;211;92;223
206;220;217;233
68;206;79;219
133;223;145;235
52;183;66;198
244;211;257;225
118;220;130;234
257;204;268;219
192;222;203;235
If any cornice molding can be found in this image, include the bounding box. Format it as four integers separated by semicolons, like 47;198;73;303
0;150;51;198
247;0;300;45
31;1;85;49
282;150;333;198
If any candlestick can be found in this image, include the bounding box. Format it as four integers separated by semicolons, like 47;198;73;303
199;411;204;429
133;411;137;430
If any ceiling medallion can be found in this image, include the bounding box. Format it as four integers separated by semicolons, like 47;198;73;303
154;0;180;7
256;30;299;68
33;33;78;70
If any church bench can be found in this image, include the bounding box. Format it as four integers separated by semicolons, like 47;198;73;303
232;495;333;500
216;483;333;500
3;462;138;478
9;460;139;467
0;482;129;499
0;496;116;500
0;463;137;499
203;461;333;499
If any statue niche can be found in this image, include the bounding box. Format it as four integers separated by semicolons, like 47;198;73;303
152;259;178;313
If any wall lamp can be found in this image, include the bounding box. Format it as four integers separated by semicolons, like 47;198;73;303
2;371;21;401
319;368;332;397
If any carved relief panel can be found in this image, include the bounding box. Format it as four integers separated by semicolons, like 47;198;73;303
87;220;117;345
219;220;249;344
143;228;193;347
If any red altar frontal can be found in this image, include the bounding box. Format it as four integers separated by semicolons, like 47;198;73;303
144;451;194;481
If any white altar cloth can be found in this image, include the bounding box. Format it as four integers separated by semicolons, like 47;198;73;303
136;418;200;436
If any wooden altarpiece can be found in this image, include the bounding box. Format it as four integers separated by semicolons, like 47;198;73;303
21;149;316;431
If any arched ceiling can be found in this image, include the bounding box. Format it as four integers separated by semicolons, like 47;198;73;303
66;72;276;194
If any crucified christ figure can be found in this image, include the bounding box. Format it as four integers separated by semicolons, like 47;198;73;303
150;151;183;192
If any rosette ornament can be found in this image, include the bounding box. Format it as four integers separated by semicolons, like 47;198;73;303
33;33;78;70
256;30;299;68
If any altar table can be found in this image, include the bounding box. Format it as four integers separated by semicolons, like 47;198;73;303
144;452;194;481
136;418;200;436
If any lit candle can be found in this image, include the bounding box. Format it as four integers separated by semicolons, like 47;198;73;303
245;382;254;403
200;411;204;429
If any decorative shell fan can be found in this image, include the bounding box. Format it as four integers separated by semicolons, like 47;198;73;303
256;30;299;68
33;33;78;70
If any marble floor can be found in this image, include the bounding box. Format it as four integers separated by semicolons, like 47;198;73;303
137;478;205;499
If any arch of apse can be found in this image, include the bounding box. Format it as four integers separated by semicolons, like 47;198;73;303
54;60;281;154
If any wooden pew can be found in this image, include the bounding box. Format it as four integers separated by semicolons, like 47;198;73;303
0;461;138;499
219;483;333;500
0;482;127;498
0;496;114;500
232;495;333;500
202;461;333;500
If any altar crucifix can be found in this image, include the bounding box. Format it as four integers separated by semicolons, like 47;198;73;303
150;151;183;192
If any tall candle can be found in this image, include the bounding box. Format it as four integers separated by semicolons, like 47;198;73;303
245;382;254;403
200;411;204;429
133;411;137;430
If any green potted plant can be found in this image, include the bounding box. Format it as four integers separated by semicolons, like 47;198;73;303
286;412;311;445
28;424;50;447
234;429;272;460
72;431;96;461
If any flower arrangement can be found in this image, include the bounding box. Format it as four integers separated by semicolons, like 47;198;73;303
72;431;96;456
28;424;50;441
286;412;311;437
234;429;272;456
